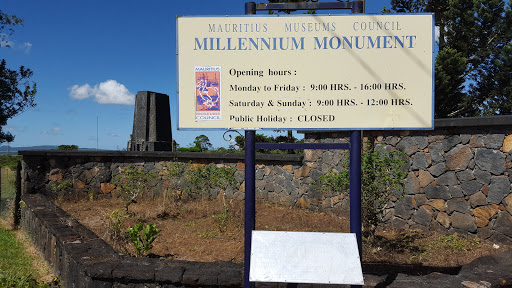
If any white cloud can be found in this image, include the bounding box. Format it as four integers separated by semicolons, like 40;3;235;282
69;80;135;105
23;42;32;53
435;26;440;44
69;84;92;99
41;126;62;136
4;125;27;133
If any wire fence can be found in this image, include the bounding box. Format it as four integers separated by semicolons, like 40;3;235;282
0;167;16;222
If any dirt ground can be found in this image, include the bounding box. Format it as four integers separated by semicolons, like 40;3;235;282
60;197;512;273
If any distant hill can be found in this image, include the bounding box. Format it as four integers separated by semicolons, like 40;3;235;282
0;145;59;154
0;145;106;154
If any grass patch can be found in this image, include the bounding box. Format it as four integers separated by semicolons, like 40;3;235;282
0;155;21;170
0;225;52;287
1;167;16;221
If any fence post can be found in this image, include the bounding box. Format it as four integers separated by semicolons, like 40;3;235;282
13;161;22;229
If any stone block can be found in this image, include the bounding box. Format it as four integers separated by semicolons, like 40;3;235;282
495;211;512;238
282;165;293;173
425;184;451;200
100;183;116;194
428;142;444;163
294;166;310;179
263;182;275;192
469;192;488;208
446;199;470;215
504;194;512;215
474;169;492;185
428;199;446;212
469;135;485;148
391;217;409;229
436;171;458;186
461;180;483;196
445;145;472;171
255;169;265;180
503;134;512;153
456;170;475;182
405;172;420;194
449;186;464;198
414;136;429;150
476;227;493;240
443;135;462;152
414;194;427;208
483;134;505;149
49;169;63;182
412;207;432;227
475;148;506;175
418;170;434;188
304;149;318;162
450;212;477;233
436;212;450;229
412;152;431;170
74;179;86;189
487;176;511;204
394;195;414;220
473;204;499;227
428;163;446;177
397;137;418;156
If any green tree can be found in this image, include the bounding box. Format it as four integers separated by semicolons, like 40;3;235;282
0;9;37;143
193;134;212;151
384;0;512;117
57;145;79;150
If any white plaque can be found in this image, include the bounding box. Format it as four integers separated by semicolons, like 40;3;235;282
249;231;363;285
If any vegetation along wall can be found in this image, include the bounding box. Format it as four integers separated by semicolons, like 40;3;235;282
19;116;512;244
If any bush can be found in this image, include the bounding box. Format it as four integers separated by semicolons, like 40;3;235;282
112;166;156;212
126;223;161;257
317;143;408;236
57;144;78;150
186;163;237;198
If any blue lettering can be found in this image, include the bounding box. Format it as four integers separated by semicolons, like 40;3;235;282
194;38;207;50
291;37;305;50
313;37;327;49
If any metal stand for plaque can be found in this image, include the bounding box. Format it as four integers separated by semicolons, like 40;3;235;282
243;3;365;287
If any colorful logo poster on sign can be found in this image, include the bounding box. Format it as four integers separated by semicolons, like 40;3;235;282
195;66;221;121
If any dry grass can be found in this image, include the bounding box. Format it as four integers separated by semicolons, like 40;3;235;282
59;197;512;271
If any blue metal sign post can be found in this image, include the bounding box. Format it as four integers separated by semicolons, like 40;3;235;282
243;2;364;288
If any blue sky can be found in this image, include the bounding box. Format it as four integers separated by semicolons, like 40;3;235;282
2;0;390;150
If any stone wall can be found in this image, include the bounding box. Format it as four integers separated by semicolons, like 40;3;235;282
20;193;242;288
19;150;304;204
19;115;512;243
301;116;512;244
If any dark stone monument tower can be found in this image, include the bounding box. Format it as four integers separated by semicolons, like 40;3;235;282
127;91;173;151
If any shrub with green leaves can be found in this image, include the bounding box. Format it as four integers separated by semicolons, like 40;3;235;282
112;165;156;211
186;163;237;198
317;142;408;236
51;179;72;205
104;209;125;242
126;223;161;257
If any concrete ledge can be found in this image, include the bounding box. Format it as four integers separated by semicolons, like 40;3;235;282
18;150;303;164
21;193;243;288
298;115;512;134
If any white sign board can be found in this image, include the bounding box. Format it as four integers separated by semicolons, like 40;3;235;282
177;14;434;130
249;231;363;285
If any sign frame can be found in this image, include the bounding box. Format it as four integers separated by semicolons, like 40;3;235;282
176;13;435;131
